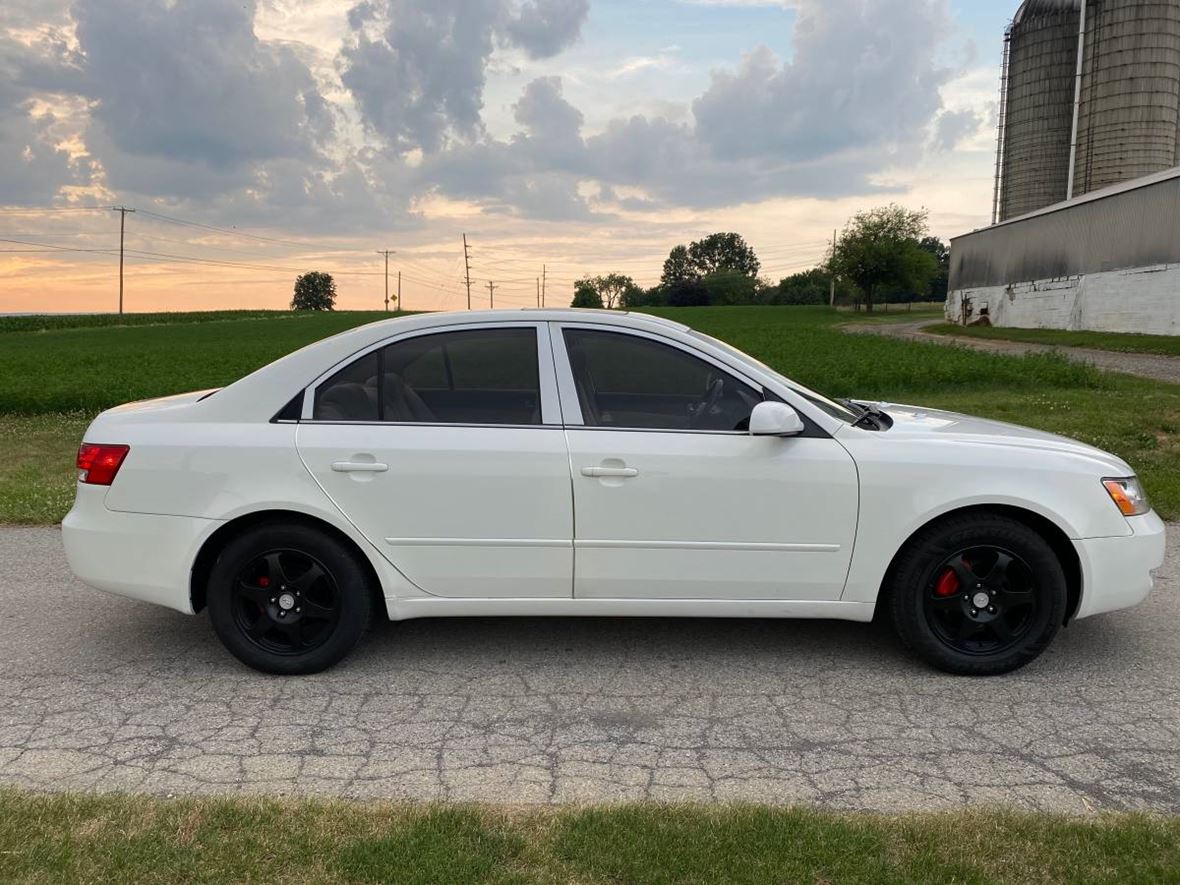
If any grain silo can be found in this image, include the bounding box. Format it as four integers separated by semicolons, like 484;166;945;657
994;0;1180;223
997;0;1082;222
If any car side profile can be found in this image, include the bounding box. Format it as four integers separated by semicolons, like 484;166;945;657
63;310;1165;675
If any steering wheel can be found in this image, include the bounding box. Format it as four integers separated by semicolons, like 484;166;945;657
690;374;725;429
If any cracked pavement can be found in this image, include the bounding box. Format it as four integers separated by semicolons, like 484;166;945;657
1;526;1177;812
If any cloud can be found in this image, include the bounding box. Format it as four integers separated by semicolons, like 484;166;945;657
931;108;983;152
0;30;81;202
339;0;589;153
692;0;952;163
70;0;331;197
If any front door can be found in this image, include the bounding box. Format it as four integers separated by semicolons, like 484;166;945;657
297;323;573;598
555;325;858;601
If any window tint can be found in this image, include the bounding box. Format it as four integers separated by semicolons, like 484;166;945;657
313;351;379;421
314;327;542;425
563;329;762;431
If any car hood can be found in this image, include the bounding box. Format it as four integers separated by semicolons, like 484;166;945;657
852;401;1134;473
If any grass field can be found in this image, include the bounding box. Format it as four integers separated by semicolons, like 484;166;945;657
1;305;1178;522
2;789;1178;884
926;322;1180;357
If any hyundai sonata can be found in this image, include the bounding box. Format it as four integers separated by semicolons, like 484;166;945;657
63;310;1165;675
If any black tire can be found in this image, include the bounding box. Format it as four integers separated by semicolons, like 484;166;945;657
207;522;373;675
887;513;1066;675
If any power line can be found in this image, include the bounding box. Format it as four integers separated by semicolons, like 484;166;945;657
134;208;335;249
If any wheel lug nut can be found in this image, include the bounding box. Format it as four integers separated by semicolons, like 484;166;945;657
270;597;276;603
988;606;996;614
295;607;301;613
278;611;285;617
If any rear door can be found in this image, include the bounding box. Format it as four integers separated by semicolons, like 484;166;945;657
553;323;858;601
297;323;573;598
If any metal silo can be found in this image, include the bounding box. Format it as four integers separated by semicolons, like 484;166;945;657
1070;0;1180;196
997;0;1082;222
995;0;1180;223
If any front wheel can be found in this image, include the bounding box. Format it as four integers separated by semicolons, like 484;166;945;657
207;523;373;674
887;514;1067;675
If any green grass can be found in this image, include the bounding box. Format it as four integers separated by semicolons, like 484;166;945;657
0;311;399;413
0;309;402;335
2;305;1178;523
926;322;1180;357
1;789;1177;884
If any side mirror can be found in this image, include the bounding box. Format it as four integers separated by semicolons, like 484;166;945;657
749;401;805;437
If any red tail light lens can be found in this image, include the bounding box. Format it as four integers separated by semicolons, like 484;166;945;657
77;443;130;485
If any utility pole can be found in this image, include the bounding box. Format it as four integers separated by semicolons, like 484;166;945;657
541;264;547;307
462;234;473;310
377;249;395;311
536;277;541;308
397;271;402;313
486;280;497;309
828;229;837;307
111;206;135;314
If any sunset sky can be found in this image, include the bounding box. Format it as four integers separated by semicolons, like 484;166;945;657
1;0;1011;314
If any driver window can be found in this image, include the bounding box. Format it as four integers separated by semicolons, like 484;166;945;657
563;328;761;431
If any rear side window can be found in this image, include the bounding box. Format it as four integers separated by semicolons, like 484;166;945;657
313;351;379;421
313;327;542;425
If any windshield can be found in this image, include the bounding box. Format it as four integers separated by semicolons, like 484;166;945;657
688;330;862;423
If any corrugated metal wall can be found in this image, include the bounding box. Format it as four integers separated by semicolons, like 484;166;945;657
950;171;1180;289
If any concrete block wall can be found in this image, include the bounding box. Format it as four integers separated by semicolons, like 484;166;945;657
946;263;1180;334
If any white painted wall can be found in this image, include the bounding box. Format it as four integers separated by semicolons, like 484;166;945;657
946;264;1180;334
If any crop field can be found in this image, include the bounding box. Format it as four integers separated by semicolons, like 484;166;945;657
1;305;1178;523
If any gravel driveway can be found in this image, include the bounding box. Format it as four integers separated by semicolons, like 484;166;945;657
1;526;1177;812
845;319;1180;385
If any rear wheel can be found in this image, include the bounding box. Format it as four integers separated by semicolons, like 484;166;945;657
207;523;373;674
888;514;1066;675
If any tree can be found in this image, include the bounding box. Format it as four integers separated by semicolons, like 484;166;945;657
570;273;642;310
661;233;761;287
919;236;950;303
767;268;832;305
660;245;695;286
570;280;604;308
826;205;937;313
688;232;760;278
701;269;761;305
291;271;336;311
664;277;710;307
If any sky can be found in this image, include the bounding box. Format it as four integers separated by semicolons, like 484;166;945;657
0;0;1014;313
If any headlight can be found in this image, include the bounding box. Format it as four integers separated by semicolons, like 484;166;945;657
1102;477;1151;516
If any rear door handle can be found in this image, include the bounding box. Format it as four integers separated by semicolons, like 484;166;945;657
581;466;638;478
331;460;389;473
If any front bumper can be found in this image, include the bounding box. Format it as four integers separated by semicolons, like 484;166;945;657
61;484;217;615
1073;510;1167;619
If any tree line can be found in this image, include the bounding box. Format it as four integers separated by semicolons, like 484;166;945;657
571;205;949;313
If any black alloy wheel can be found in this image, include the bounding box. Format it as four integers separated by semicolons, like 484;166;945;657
232;549;341;655
208;522;373;675
923;546;1038;655
888;513;1067;675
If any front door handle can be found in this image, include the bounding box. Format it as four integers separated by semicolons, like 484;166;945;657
581;466;638;478
332;460;389;473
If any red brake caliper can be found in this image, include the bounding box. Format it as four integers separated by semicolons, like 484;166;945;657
935;568;959;597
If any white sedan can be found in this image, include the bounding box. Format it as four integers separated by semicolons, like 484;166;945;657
63;310;1165;675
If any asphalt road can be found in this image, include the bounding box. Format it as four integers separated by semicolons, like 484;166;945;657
1;526;1177;812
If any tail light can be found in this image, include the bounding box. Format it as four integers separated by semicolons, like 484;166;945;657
77;443;130;485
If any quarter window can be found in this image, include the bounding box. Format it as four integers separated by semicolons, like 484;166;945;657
563;329;762;431
313;327;542;425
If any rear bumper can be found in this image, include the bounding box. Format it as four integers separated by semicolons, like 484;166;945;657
61;484;216;615
1074;511;1167;619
